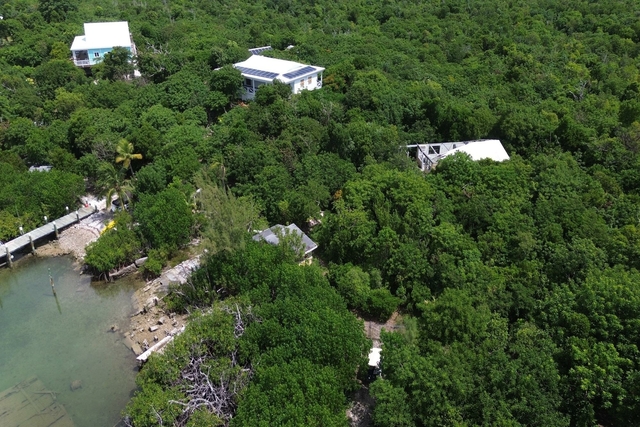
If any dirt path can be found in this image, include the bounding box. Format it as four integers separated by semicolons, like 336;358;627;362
363;311;403;347
348;312;405;426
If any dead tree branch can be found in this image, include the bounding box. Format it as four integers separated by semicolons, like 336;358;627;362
167;304;259;426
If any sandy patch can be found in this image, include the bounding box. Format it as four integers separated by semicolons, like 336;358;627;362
36;209;111;261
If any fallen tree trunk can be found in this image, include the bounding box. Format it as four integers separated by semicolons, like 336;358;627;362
109;262;138;280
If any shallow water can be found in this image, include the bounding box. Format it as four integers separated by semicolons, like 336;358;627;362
0;256;141;427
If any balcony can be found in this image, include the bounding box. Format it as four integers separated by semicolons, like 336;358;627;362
73;59;91;67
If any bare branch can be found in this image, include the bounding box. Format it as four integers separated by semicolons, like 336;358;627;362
167;304;258;426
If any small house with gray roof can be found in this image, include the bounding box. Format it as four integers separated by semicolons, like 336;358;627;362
252;224;318;259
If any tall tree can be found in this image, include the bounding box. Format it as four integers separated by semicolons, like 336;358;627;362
98;47;134;81
193;167;263;254
134;186;194;251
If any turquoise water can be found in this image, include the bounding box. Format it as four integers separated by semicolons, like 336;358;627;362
0;256;142;427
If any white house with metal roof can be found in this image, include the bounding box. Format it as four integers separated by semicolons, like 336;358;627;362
70;22;136;67
233;53;324;101
409;139;510;172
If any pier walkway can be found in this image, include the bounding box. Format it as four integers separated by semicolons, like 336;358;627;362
0;205;96;267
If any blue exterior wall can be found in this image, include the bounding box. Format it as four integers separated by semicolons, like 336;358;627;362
87;46;132;65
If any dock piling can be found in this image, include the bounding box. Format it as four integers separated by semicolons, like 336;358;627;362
28;235;35;254
48;268;56;296
53;222;58;239
5;247;12;268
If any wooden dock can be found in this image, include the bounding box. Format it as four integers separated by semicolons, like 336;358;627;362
0;206;96;267
0;376;75;427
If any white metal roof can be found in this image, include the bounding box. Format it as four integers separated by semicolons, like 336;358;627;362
368;347;382;367
410;139;509;172
70;21;132;51
442;139;510;162
234;55;324;83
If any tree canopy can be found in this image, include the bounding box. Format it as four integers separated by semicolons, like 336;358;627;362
3;0;640;425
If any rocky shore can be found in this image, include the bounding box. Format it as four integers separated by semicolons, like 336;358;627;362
122;256;201;357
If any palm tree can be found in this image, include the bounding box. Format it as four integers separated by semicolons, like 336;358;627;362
97;162;133;211
115;139;143;176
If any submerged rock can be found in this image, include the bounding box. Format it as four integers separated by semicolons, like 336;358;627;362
70;380;82;391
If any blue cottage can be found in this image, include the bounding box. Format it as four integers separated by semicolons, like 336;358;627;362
70;22;136;67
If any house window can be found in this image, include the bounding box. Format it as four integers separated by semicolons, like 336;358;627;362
94;52;100;58
244;78;253;87
300;79;305;87
308;76;312;85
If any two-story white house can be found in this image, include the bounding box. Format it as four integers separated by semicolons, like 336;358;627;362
233;53;324;101
70;21;136;67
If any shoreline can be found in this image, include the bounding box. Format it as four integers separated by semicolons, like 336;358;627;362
23;206;197;362
123;256;199;358
26;211;192;357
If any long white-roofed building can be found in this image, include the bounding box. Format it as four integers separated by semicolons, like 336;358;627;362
409;139;510;172
233;51;324;100
70;21;136;67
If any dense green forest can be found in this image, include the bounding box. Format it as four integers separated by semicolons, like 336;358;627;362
2;0;640;425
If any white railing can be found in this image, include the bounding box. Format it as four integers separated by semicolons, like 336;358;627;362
317;81;322;88
73;59;90;66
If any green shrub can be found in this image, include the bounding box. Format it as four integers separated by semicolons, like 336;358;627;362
364;288;399;321
84;212;142;276
141;248;167;278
